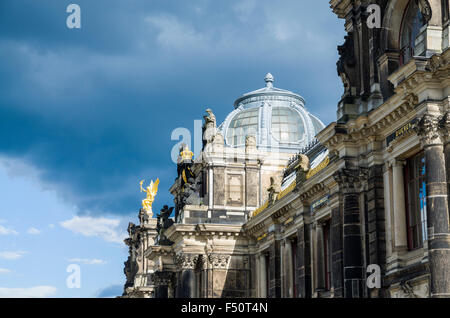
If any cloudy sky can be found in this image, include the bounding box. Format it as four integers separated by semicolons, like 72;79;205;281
0;0;345;297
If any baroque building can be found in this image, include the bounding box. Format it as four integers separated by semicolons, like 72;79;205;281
122;0;450;298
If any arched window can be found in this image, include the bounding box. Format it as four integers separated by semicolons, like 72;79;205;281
400;0;425;65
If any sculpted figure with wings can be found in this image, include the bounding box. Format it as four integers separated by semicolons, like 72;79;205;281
140;178;159;212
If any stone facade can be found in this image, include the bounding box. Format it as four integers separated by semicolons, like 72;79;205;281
122;0;450;298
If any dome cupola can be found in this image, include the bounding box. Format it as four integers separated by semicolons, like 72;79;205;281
219;74;325;153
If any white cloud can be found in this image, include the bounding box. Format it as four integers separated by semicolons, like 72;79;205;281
0;286;57;298
0;250;27;260
0;224;18;235
146;14;207;51
27;227;41;235
68;258;107;265
60;216;126;244
0;268;11;274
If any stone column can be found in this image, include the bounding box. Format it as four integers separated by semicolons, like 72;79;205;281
330;204;343;297
392;160;408;250
174;254;198;298
268;241;281;298
284;239;293;298
440;113;450;222
334;169;364;298
280;241;285;297
254;253;260;297
296;223;312;298
259;253;267;298
152;271;174;298
383;163;393;257
208;166;213;209
416;114;450;297
314;223;325;292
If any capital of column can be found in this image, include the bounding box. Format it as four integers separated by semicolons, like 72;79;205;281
207;253;230;269
174;254;200;271
333;168;367;193
415;113;443;147
151;271;175;286
439;112;450;145
392;159;406;168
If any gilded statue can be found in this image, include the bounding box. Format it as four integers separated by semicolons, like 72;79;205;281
140;178;159;213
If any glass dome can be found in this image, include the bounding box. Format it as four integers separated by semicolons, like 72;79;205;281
226;108;259;146
220;73;325;153
271;107;305;143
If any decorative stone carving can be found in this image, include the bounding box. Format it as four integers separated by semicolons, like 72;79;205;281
151;271;175;286
439;112;450;142
404;93;419;108
127;222;137;236
157;205;174;233
245;135;256;150
417;0;432;24
203;108;217;146
204;108;216;128
138;208;149;225
296;154;310;172
155;205;175;246
267;177;280;205
337;32;356;97
333;169;360;193
174;254;200;270
195;255;206;271
207;253;230;269
414;113;442;146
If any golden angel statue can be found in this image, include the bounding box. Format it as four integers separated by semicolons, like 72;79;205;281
140;178;159;213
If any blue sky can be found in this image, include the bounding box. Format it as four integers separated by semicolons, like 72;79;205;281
0;0;345;297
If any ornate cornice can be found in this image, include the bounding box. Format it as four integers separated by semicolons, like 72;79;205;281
271;202;294;220
245;219;267;236
299;183;326;202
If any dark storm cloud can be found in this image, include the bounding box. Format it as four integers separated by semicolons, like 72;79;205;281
0;0;345;216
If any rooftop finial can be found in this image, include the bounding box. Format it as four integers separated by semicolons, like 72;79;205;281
264;73;274;88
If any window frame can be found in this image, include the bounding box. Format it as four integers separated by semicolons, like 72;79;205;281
404;151;428;251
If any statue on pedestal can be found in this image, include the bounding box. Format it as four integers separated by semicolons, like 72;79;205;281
156;205;175;246
267;177;280;205
203;108;217;147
